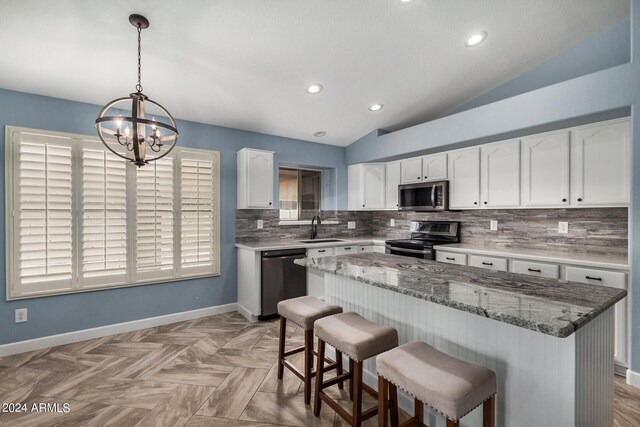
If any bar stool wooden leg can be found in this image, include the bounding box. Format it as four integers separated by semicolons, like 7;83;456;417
303;329;314;404
378;375;389;427
389;382;399;427
414;398;424;424
336;350;344;390
352;361;363;427
483;395;495;427
313;339;326;416
348;358;355;400
277;317;286;380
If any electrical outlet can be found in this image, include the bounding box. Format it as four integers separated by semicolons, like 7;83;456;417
558;221;569;234
390;218;395;227
490;220;498;231
15;308;27;323
347;221;356;229
257;219;263;229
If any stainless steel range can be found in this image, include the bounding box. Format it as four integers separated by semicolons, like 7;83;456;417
385;220;460;259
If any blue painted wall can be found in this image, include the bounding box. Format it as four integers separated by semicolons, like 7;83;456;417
450;19;631;114
0;88;347;345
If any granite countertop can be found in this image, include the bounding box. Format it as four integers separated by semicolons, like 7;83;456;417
235;237;388;251
433;243;629;271
295;253;627;338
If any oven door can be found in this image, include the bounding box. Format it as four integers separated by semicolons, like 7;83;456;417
385;245;434;259
398;181;448;211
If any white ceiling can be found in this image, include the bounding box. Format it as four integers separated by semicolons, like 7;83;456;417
0;0;629;146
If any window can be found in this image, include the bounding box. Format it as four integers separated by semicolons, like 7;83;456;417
278;167;322;221
6;127;220;299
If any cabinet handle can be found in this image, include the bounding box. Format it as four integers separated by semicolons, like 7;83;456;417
577;198;583;202
527;268;541;273
482;262;493;266
484;201;487;205
344;247;352;250
446;257;455;261
473;202;478;205
562;198;567;202
586;276;602;281
416;177;421;180
424;176;428;179
362;204;365;207
318;250;326;253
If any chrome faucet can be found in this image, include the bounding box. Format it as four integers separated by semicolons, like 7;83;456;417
310;214;322;240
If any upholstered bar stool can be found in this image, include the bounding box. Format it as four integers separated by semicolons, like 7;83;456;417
377;341;497;427
313;312;398;427
277;296;343;404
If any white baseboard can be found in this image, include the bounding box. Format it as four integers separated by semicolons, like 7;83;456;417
627;368;640;388
0;303;237;357
236;302;259;323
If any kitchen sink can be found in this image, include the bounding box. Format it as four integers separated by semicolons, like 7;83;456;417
299;239;345;244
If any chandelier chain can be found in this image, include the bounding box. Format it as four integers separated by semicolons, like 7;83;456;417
136;25;143;93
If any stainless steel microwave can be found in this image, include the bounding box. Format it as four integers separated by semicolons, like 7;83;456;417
398;180;449;211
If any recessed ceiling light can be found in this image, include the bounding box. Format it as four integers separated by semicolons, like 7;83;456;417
465;31;487;47
313;131;326;137
307;84;323;94
368;103;383;112
400;0;414;3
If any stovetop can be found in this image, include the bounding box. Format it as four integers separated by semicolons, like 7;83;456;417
385;220;460;249
384;238;444;249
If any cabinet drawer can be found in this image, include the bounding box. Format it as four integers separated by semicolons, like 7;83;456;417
307;247;335;258
565;267;626;289
469;255;508;271
335;245;357;255
511;260;559;279
359;245;373;253
436;251;467;265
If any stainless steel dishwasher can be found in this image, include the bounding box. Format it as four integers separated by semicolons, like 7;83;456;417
261;248;307;319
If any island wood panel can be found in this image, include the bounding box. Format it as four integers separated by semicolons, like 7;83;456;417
324;273;614;427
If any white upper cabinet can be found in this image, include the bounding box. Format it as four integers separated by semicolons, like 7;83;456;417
237;148;274;209
422;153;447;181
522;131;570;207
570;119;630;207
385;161;401;210
400;157;422;184
348;163;386;210
448;147;480;209
480;139;521;208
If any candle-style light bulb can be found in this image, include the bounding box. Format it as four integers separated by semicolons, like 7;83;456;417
124;127;130;137
115;116;122;132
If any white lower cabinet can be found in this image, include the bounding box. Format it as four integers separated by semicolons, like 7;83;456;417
335;245;357;255
372;244;386;254
435;251;467;265
359;245;373;253
469;255;508;271
566;266;627;365
511;260;560;279
307;247;335;258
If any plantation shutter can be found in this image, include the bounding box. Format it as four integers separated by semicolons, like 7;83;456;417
135;157;174;276
80;147;127;284
16;135;73;293
180;152;218;274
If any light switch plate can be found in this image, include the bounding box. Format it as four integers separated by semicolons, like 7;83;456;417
559;222;568;234
257;220;263;229
347;221;356;229
390;218;395;227
490;220;498;231
15;308;27;323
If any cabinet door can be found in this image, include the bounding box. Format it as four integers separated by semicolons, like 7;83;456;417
422;153;447;181
347;165;360;211
335;245;356;255
571;120;630;206
362;164;386;209
566;266;627;364
385;161;401;209
511;260;560;279
481;139;520;208
401;157;423;184
246;150;274;208
522;131;570;207
448;147;480;209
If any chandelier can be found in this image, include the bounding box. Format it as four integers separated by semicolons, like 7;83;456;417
95;14;178;167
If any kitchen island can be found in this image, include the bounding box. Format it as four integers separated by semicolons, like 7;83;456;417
296;253;627;427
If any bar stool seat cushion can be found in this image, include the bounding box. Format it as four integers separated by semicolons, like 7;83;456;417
314;312;398;362
277;296;343;330
377;341;496;421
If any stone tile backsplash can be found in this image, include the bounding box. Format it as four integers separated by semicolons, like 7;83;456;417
237;208;628;256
